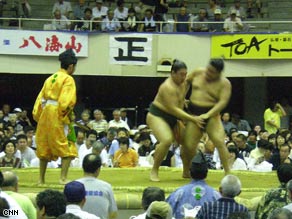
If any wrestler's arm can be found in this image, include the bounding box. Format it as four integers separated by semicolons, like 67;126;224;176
202;79;232;119
58;76;77;116
161;85;204;127
32;84;45;122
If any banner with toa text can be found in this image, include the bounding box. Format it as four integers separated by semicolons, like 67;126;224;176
211;34;292;59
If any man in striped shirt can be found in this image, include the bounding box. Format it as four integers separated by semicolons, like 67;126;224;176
196;175;250;219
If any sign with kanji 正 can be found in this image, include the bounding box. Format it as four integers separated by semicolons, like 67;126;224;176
0;30;88;57
109;34;152;65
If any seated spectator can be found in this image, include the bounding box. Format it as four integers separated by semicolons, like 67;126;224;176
74;0;87;20
2;104;11;123
64;181;100;219
23;125;35;149
88;109;108;134
114;0;128;20
120;108;133;129
269;208;292;219
189;8;209;32
145;201;172;219
78;130;98;167
92;141;109;167
52;9;71;30
138;132;154;156
16;134;36;167
250;142;273;172
75;129;85;150
284;179;292;212
124;8;139;32
139;9;157;32
92;0;108;19
2;171;36;219
235;134;252;158
260;129;269;141
52;0;72;18
264;101;286;135
167;152;220;219
198;140;216;169
255;164;292;219
276;133;287;152
231;114;251;132
209;8;224;32
109;127;132;161
254;125;261;136
228;145;247;170
113;137;138;168
247;0;262;19
228;0;246;20
247;130;258;150
108;109;130;130
174;6;189;32
100;127;117;152
131;187;165;219
249;139;269;164
0;140;21;168
75;7;94;31
77;154;118;219
36;189;66;219
229;129;239;142
207;0;220;20
197;175;250;219
76;110;91;128
269;144;292;171
7;113;23;136
17;109;32;130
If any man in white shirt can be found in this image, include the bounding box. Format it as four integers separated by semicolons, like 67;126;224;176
52;0;72;17
52;9;71;30
78;130;98;167
16;134;36;167
224;9;243;32
64;181;100;219
92;0;108;19
108;109;130;130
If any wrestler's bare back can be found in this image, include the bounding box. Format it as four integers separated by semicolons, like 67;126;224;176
152;77;187;113
187;68;230;107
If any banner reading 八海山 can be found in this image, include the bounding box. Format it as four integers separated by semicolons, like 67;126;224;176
211;34;292;59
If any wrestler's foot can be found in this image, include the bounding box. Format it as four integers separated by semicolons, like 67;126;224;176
150;170;160;182
59;179;71;185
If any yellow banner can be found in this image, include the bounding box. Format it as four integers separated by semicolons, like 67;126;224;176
211;34;292;59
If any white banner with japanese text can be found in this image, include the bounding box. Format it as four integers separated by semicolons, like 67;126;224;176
109;34;152;65
0;30;88;57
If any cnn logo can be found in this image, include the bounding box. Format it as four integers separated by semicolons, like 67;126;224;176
3;209;19;216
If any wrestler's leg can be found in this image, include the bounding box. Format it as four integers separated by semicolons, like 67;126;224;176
60;157;73;184
206;115;230;174
182;121;203;178
39;159;48;184
147;113;174;181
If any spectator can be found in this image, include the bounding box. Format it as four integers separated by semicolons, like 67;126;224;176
229;129;239;142
52;9;71;30
7;113;23;136
77;154;118;219
235;134;252;158
88;109;108;134
174;6;189;32
52;0;72;17
100;128;117;152
18;109;32;129
108;109;130;130
276;133;287;152
114;0;128;20
207;0;220;21
247;130;258;150
78;130;98;167
254;125;261;136
124;8;139;32
75;129;85;150
284;179;292;212
145;201;172;219
92;140;109;167
101;9;121;32
64;181;100;219
2;171;36;219
138;132;154;156
231;114;251;132
228;145;247;170
120;108;133;129
113;137;138;168
75;7;93;31
36;189;66;219
224;9;243;32
92;0;108;19
139;9;157;32
255;164;292;219
269;208;292;219
131;187;165;219
0;171;28;219
249;139;269;164
264;101;287;134
209;8;224;32
189;8;209;32
228;0;246;20
197;175;250;219
166;152;220;219
74;0;87;20
24;125;35;149
16;134;36;167
77;110;91;128
280;97;292;130
154;0;168;24
269;144;292;171
0;140;21;168
2;104;11;123
260;129;269;141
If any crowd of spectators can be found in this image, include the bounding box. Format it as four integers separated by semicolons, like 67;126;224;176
0;0;265;32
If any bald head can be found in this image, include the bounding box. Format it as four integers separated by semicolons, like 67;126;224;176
2;171;18;192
